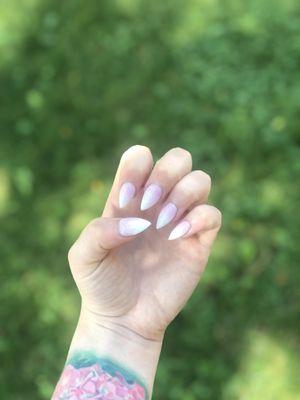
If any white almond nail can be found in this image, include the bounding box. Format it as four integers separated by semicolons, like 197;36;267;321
141;184;162;211
156;203;177;229
119;182;136;208
168;221;191;240
119;218;151;237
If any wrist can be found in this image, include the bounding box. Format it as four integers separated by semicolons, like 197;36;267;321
79;305;165;345
67;308;163;397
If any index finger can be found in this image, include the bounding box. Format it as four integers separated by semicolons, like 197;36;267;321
103;145;153;217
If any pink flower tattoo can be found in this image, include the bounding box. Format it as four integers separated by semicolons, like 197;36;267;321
52;352;147;400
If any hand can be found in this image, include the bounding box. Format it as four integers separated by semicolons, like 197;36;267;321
68;146;221;342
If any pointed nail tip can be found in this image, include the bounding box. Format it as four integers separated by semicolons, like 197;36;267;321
140;199;145;210
156;220;166;229
140;203;150;211
119;199;129;209
139;218;151;227
140;222;151;232
168;235;176;241
119;218;151;236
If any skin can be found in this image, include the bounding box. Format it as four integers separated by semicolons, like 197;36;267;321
53;146;222;399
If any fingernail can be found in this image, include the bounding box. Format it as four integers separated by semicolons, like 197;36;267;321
168;221;191;240
156;202;177;229
141;184;162;211
119;182;136;208
119;218;151;236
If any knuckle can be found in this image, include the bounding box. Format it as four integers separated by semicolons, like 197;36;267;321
133;144;151;152
157;147;192;176
87;217;101;228
68;218;101;263
186;171;211;201
138;144;151;154
122;144;152;159
211;206;222;227
85;218;102;237
198;205;222;230
179;177;200;201
195;170;212;187
137;146;153;164
171;147;192;163
154;161;172;179
132;144;152;155
67;242;77;264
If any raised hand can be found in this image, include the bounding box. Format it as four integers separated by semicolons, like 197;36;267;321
68;146;222;342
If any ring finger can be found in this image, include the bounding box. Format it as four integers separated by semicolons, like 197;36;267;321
156;170;211;229
140;147;192;211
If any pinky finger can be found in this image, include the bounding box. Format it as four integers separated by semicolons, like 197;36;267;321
168;204;222;249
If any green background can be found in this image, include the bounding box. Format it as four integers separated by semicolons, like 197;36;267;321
0;0;300;398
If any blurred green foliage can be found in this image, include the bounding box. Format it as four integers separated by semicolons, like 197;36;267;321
0;0;300;398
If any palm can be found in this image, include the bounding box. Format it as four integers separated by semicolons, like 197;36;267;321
77;201;209;341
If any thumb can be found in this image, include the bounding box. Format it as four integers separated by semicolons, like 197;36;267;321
68;217;151;269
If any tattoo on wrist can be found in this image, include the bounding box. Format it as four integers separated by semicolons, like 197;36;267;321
52;350;147;399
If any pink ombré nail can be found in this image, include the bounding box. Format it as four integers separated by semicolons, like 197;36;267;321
140;184;162;211
156;202;177;229
119;218;151;236
119;182;136;208
168;221;191;240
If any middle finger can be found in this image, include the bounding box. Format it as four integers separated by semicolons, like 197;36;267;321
140;147;192;211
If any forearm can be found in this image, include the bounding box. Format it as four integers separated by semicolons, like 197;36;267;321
52;310;163;399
